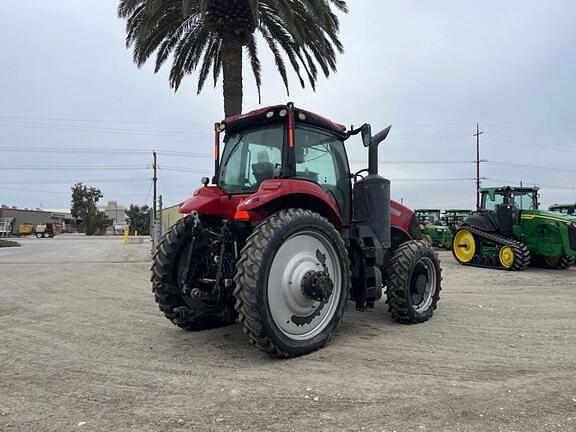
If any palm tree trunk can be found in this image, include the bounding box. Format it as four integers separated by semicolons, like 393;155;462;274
221;36;243;117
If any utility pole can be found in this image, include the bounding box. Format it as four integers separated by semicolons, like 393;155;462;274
474;124;484;211
152;151;158;222
158;195;163;239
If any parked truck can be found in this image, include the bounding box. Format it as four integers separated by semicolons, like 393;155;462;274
35;223;60;238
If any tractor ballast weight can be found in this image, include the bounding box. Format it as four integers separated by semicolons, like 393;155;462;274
152;103;442;357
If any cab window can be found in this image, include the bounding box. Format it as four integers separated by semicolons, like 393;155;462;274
482;193;504;210
218;124;283;194
294;126;350;221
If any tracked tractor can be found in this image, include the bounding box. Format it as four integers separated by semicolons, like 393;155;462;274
415;209;452;249
152;103;442;358
453;186;576;270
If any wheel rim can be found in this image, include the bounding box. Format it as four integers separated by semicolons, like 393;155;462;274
499;246;515;268
410;256;437;313
267;230;342;341
453;230;476;262
544;256;560;267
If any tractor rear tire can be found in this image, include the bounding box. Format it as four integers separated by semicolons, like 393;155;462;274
234;209;350;358
387;241;442;324
151;215;237;331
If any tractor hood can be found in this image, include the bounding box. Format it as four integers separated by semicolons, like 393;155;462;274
520;210;576;225
179;185;253;221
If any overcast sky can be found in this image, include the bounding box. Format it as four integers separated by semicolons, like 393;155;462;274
1;0;576;211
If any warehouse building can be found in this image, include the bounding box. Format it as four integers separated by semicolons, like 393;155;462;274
157;203;184;233
99;201;128;234
0;205;77;236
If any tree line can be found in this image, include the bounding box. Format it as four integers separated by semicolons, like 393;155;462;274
70;182;151;236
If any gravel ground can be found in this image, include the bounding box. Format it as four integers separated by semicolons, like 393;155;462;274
1;235;575;432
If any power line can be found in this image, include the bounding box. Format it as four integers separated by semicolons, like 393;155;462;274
483;132;576;152
0;114;210;127
486;161;576;173
0;186;150;196
0;120;211;139
483;122;576;140
0;145;212;158
392;178;479;182
351;160;473;165
0;178;149;185
0;164;149;170
487;178;575;190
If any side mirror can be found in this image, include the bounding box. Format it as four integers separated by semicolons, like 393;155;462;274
360;124;372;147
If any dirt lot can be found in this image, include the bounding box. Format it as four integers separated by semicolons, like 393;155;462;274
1;235;575;432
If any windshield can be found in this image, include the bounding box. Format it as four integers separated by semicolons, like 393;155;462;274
483;191;538;210
510;192;538;210
217;124;284;194
418;212;441;224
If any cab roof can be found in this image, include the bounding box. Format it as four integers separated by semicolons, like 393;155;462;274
549;203;576;209
481;186;540;193
221;104;347;135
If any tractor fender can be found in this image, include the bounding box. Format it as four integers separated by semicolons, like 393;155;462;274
391;225;412;250
462;214;498;232
237;179;343;228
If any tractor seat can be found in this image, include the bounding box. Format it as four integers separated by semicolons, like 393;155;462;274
296;170;319;182
252;151;275;184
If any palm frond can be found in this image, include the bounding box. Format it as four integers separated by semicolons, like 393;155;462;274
119;0;348;114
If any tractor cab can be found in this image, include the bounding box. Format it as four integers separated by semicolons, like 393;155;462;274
476;186;540;236
216;105;352;223
549;203;576;216
415;209;443;227
481;186;540;211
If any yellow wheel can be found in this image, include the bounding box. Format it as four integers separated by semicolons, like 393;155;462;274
544;256;561;267
453;230;476;263
499;246;515;269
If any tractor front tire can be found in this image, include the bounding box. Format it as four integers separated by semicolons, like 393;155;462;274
387;241;442;324
535;255;575;270
234;209;350;358
151;215;237;331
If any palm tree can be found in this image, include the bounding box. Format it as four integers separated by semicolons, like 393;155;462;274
118;0;348;117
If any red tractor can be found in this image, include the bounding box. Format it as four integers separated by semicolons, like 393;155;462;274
152;103;442;357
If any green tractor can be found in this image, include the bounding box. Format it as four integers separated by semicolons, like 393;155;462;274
444;209;473;233
452;186;576;270
549;203;576;216
415;209;453;250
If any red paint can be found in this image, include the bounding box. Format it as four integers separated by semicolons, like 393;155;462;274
221;104;346;135
390;200;414;232
179;186;254;221
237;179;342;226
287;108;295;147
179;183;414;234
213;123;220;160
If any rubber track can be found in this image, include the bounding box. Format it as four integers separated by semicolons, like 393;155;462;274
556;255;575;270
456;226;530;271
233;209;350;358
387;241;442;324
